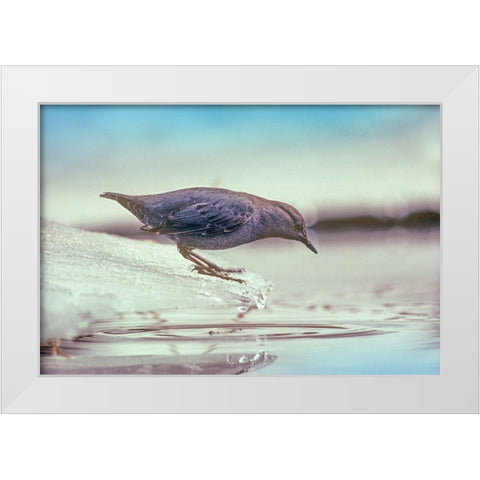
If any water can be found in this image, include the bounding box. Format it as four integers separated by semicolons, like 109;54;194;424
41;225;439;375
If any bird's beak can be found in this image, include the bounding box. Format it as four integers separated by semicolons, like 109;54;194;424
301;237;318;254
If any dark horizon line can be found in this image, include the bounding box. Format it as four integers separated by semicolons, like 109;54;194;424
309;209;439;232
73;208;440;236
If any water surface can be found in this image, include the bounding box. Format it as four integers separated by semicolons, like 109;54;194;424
41;229;439;375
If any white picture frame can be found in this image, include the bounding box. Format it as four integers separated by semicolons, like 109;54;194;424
1;66;478;413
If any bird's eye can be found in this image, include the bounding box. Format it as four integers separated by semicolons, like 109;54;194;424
294;223;302;231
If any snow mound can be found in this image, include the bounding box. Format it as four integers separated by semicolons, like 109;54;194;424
41;221;274;341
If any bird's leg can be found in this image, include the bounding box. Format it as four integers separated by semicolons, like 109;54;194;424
192;266;246;284
177;245;212;270
187;249;245;273
177;244;243;273
177;245;245;284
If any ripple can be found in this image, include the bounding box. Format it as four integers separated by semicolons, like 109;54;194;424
74;321;386;343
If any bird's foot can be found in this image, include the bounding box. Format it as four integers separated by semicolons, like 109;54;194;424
210;265;245;274
179;246;245;274
192;265;246;284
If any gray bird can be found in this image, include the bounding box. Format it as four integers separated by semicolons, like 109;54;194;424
100;187;317;283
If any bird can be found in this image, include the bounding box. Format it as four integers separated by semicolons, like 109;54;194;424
100;187;317;283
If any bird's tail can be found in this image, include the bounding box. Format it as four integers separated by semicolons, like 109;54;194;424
100;192;141;214
99;191;160;225
99;192;131;201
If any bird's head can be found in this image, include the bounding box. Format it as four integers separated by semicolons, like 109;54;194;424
270;201;318;254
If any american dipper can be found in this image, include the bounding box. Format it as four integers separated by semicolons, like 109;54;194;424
100;187;317;283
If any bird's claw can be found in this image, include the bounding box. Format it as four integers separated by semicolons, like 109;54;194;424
211;266;245;273
191;265;246;284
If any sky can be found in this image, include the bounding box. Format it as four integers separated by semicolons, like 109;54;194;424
40;105;440;227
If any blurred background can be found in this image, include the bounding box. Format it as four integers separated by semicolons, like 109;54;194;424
40;104;440;231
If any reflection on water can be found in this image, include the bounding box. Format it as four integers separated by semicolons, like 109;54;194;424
41;229;440;375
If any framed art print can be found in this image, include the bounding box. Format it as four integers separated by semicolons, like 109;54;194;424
1;66;478;412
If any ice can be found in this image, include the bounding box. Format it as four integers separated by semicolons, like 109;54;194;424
41;221;274;341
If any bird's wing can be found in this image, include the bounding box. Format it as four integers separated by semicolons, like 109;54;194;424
150;196;255;236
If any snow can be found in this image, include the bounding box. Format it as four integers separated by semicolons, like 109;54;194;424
40;221;274;341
